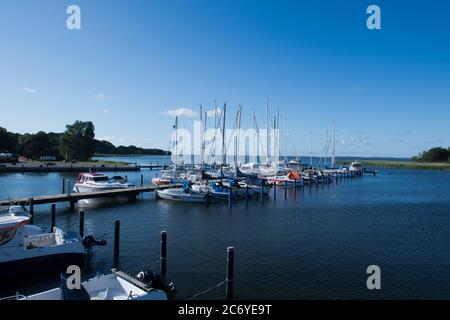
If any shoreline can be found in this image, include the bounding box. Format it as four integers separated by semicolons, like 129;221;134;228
338;160;450;171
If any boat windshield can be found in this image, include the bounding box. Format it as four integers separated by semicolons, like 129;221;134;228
0;229;17;246
92;176;109;182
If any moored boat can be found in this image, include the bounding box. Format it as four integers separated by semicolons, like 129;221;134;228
73;173;135;193
155;185;208;203
0;208;86;278
15;269;173;300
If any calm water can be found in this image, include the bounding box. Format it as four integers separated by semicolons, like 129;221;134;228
1;156;450;299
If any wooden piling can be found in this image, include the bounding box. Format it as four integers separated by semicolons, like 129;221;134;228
51;204;56;231
245;186;249;206
29;198;34;224
285;180;288;199
140;174;144;187
160;231;167;280
228;187;232;210
62;178;66;194
79;211;84;237
226;246;234;300
113;220;120;268
273;182;277;200
260;180;264;205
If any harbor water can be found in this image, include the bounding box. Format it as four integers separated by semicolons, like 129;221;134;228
1;156;450;299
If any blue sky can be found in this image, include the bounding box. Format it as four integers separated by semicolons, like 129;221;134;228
1;0;449;157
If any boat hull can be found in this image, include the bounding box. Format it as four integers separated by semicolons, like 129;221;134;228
0;252;86;279
155;189;208;203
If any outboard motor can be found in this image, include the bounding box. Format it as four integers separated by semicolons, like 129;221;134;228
82;235;107;249
136;270;177;294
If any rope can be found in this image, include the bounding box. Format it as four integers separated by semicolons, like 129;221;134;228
186;280;226;300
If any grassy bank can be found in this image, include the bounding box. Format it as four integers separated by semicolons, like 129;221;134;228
338;160;450;171
30;160;131;166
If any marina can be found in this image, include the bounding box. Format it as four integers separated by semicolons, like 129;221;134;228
1;1;449;307
1;156;450;299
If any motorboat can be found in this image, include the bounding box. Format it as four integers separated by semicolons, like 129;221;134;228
15;269;173;300
266;171;302;187
155;181;209;203
349;161;364;174
73;173;135;193
0;207;86;278
191;181;238;200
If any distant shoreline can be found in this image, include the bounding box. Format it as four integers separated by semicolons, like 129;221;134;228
94;154;170;157
338;159;450;171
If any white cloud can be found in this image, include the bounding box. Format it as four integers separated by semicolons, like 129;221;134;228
99;136;116;141
94;93;105;100
162;108;198;118
22;87;37;94
103;108;109;113
205;108;223;118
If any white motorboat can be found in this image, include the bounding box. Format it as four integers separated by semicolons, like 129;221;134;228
349;161;364;173
155;187;208;203
73;173;135;193
17;269;170;300
0;207;86;278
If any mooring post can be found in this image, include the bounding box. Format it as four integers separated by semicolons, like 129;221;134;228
29;198;34;224
113;220;120;268
273;182;277;201
160;231;167;280
62;178;66;194
51;204;56;231
228;187;232;210
245;185;249;206
79;211;85;237
140;174;144;187
285;180;288;199
260;180;264;205
226;246;234;300
66;179;71;195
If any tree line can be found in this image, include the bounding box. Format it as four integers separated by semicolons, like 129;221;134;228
0;121;168;161
413;147;450;163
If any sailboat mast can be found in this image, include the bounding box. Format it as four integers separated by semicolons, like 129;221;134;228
284;113;287;163
310;131;313;167
253;112;257;163
222;103;227;165
236;105;242;166
174;116;178;165
332;121;336;168
265;97;269;164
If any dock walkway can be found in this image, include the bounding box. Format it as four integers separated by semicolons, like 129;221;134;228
0;184;181;207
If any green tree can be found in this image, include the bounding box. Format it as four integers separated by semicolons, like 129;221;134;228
416;147;449;162
59;121;96;161
0;127;19;153
20;131;56;159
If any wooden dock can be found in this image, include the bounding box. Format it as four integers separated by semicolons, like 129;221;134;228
0;184;181;207
0;163;170;173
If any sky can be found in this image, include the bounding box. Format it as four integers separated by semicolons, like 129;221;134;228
0;0;449;157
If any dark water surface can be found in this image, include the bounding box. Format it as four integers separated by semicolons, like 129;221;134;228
1;158;450;299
